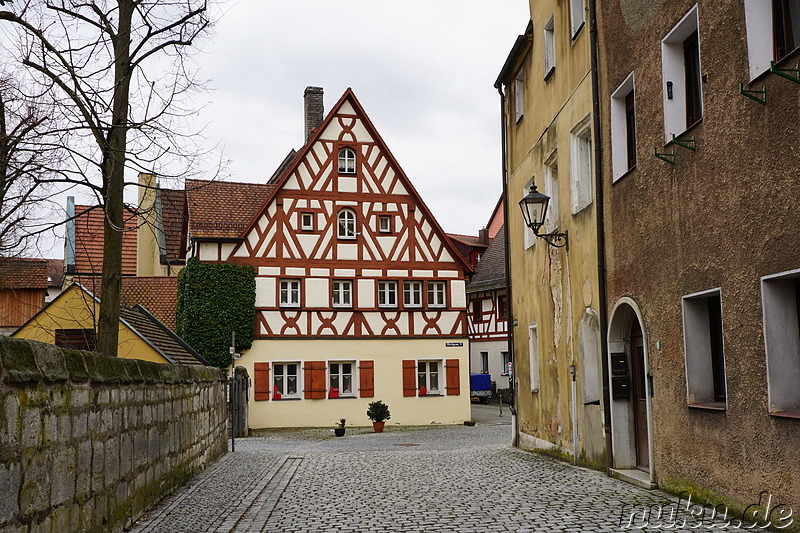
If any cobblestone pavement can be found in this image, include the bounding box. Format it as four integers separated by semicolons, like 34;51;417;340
129;416;752;533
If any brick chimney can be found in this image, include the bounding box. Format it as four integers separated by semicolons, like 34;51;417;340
479;228;490;245
304;86;324;141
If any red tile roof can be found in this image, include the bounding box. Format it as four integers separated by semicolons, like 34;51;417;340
0;257;49;289
73;205;138;276
119;276;179;331
185;179;275;239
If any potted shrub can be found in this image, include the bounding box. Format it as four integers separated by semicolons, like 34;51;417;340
334;418;346;437
366;400;391;433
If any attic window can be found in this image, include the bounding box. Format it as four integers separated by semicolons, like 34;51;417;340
55;329;96;351
338;148;356;174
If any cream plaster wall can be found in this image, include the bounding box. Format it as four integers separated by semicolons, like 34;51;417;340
240;338;471;428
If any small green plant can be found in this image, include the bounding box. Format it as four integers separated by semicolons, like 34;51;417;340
337;418;346;428
366;400;391;423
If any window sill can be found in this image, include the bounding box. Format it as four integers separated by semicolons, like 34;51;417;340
571;22;585;42
272;397;301;401
769;409;800;420
338;171;356;176
544;66;556;82
328;395;358;400
418;393;443;398
332;305;352;310
687;402;726;411
337;237;357;241
665;119;702;147
612;165;637;185
280;305;301;309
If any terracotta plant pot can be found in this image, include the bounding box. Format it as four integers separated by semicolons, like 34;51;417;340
334;428;346;437
372;421;385;433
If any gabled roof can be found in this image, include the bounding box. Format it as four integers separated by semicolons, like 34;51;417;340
185;179;276;240
119;305;207;366
72;205;138;276
466;225;507;294
234;88;472;274
0;257;49;290
119;276;179;331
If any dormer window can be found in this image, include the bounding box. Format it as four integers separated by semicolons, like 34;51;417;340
338;148;356;174
337;209;357;239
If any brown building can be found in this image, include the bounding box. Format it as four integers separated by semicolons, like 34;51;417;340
0;257;49;334
597;0;799;517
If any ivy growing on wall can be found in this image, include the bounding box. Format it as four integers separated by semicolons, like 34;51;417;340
177;258;256;368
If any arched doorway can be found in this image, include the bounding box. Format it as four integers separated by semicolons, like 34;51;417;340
607;298;654;482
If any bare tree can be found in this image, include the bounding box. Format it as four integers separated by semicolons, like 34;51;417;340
0;1;215;356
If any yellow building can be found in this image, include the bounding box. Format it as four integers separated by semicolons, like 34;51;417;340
13;283;207;366
495;0;606;466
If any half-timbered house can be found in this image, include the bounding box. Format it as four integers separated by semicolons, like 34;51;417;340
198;88;473;427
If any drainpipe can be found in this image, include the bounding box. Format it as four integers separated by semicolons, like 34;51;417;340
497;84;519;448
588;0;614;471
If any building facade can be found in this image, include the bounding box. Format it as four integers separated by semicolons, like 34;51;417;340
597;0;800;509
497;0;606;466
195;88;473;428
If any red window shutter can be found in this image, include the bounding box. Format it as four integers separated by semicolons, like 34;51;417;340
445;359;460;396
359;360;374;398
254;363;270;401
402;360;417;397
304;361;327;399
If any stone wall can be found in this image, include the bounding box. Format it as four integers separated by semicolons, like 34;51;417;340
0;336;228;533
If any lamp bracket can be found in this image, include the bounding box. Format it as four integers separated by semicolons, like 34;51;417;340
738;83;766;104
770;61;800;84
536;230;569;250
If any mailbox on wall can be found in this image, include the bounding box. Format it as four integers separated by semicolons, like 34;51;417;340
610;352;630;400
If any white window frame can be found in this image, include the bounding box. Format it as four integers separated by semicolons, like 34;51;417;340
417;359;443;395
427;281;446;308
337;209;357;240
610;72;637;182
480;352;489;374
403;281;423;308
529;324;540;392
328;360;356;397
745;0;800;79
273;361;301;399
523;178;537;249
570;116;593;215
514;68;525;123
378;215;392;233
338;148;356;174
544;15;556;79
661;5;702;143
301;212;315;231
378;281;398;308
332;280;353;308
570;0;586;38
761;268;800;415
682;288;727;407
501;351;512;376
543;158;559;232
280;279;301;308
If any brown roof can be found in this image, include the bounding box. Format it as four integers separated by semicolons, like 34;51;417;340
46;259;64;288
159;188;188;263
466;225;507;294
120;305;207;366
185;179;275;240
447;233;488;248
73;205;138;276
0;257;49;289
119;276;179;331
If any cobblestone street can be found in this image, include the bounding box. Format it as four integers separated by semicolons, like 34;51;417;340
129;406;751;532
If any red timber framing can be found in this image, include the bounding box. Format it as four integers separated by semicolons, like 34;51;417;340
467;290;509;341
216;89;472;341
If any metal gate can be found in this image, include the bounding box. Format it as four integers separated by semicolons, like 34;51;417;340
229;366;249;441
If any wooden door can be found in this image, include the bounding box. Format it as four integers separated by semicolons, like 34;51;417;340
630;324;649;470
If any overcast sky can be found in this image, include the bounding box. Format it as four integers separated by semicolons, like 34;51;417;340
11;1;530;258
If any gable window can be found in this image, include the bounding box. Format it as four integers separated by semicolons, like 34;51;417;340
273;362;299;399
570;118;593;215
498;294;508;319
661;6;702;141
761;269;800;417
378;281;398;308
403;281;423;308
338;148;356;174
682;289;727;409
332;280;353;308
301;212;315;231
329;361;354;397
472;300;483;322
480;352;489;374
55;329;96;351
280;279;301;307
544;15;556;79
514;68;525;123
611;72;637;181
774;0;800;61
378;215;392;233
570;0;586;38
427;281;446;308
337;209;356;239
417;360;441;395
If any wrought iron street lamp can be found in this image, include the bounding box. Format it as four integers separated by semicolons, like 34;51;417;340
518;184;568;249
